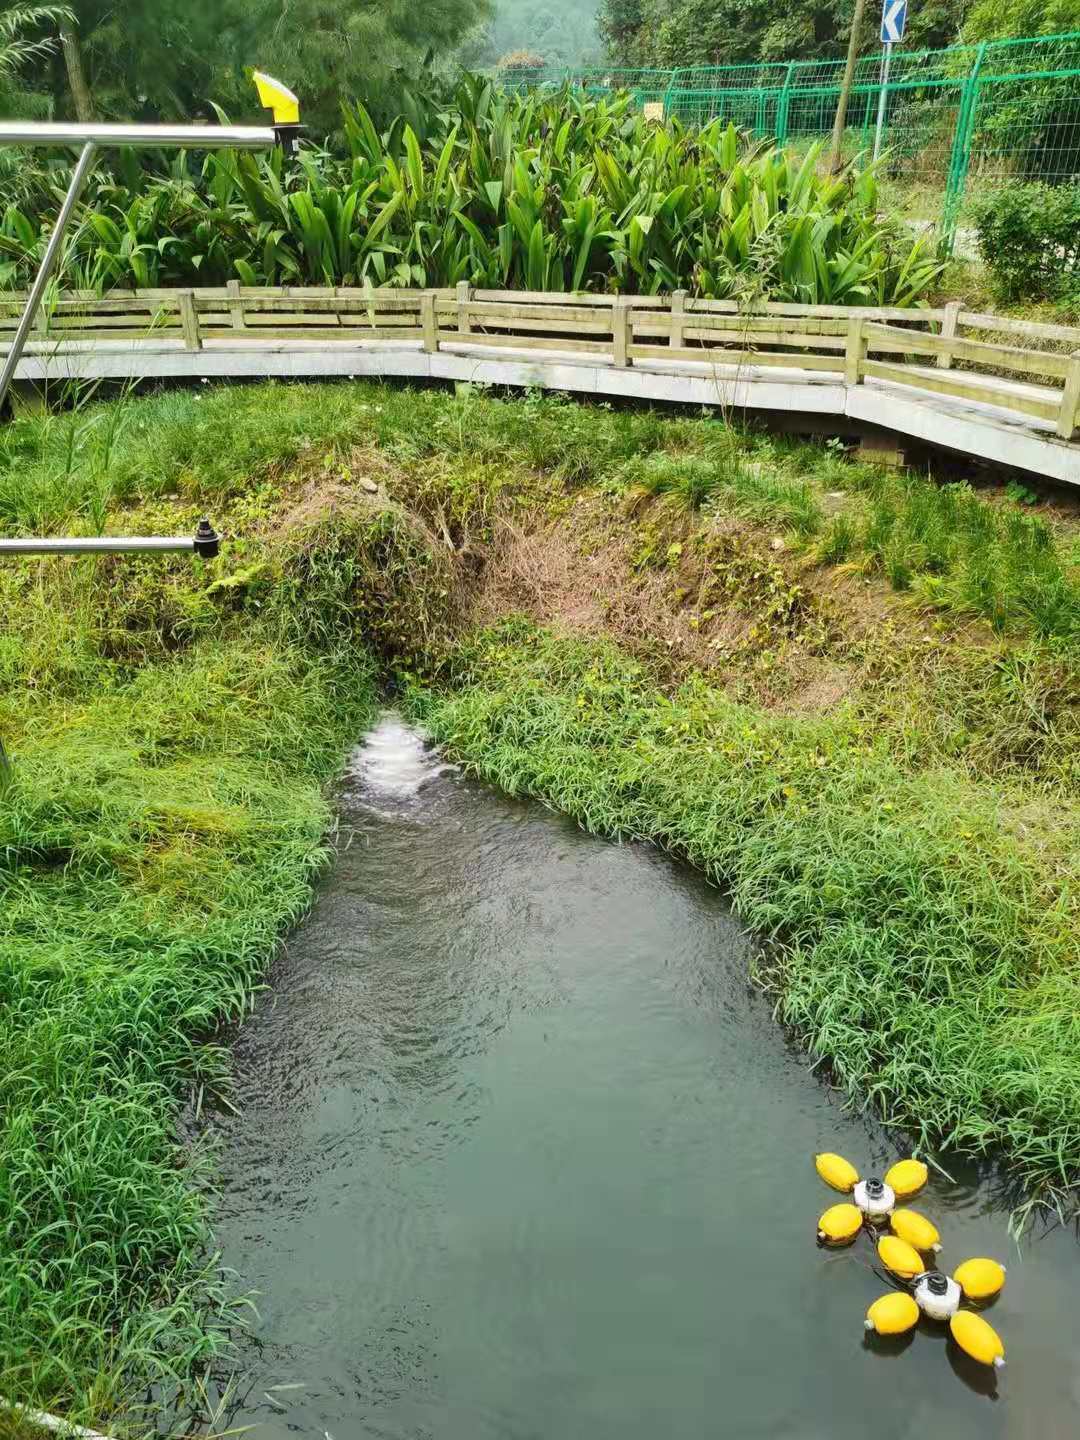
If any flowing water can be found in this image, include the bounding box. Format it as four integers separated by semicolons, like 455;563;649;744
212;714;1080;1440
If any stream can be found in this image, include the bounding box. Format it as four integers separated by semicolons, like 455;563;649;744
211;714;1080;1440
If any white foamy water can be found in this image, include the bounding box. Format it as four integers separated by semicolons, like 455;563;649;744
348;712;449;798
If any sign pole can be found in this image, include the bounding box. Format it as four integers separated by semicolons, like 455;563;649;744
873;41;893;162
874;0;907;163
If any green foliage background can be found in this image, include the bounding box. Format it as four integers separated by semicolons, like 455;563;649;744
13;0;494;132
597;0;1080;67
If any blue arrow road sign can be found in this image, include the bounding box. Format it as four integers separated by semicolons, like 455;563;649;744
881;0;907;44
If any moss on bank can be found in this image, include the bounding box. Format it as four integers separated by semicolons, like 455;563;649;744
0;378;1078;1426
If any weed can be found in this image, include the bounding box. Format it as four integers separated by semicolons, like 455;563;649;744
817;513;857;565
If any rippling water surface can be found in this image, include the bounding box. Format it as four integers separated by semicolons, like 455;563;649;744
212;714;1080;1440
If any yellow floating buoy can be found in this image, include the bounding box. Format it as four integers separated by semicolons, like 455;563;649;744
817;1203;863;1245
890;1208;941;1253
815;1152;860;1193
954;1257;1007;1301
950;1310;1005;1369
884;1158;928;1199
878;1235;926;1281
865;1291;920;1336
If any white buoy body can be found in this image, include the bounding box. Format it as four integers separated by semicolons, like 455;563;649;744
913;1272;962;1321
853;1178;896;1222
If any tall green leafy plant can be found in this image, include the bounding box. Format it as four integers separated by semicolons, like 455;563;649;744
0;77;942;304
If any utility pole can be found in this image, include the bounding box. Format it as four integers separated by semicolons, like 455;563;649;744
59;23;94;123
828;0;868;173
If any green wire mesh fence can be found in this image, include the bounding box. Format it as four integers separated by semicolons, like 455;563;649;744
512;32;1080;252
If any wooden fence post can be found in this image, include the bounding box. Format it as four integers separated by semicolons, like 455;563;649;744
937;300;962;370
1058;352;1080;440
670;289;687;350
226;279;245;331
178;290;201;351
421;292;439;354
845;316;866;385
613;298;633;368
456;280;472;335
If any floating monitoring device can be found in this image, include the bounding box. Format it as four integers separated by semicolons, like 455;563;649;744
814;1151;1008;1373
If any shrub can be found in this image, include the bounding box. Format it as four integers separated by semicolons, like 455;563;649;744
973;180;1080;302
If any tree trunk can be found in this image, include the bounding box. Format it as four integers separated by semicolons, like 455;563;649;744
828;0;868;174
60;24;94;123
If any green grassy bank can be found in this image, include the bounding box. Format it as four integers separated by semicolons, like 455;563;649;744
0;403;385;1423
1;637;375;1419
0;378;1078;1426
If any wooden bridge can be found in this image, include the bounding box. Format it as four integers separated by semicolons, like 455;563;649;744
3;285;1078;488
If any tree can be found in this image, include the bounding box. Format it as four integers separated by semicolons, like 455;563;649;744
962;0;1080;38
597;0;647;61
0;4;70;119
24;0;492;131
497;48;548;79
828;0;867;172
240;0;494;130
0;3;70;80
29;2;236;121
58;21;90;118
598;0;969;68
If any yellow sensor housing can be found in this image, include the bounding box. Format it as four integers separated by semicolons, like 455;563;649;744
253;71;300;125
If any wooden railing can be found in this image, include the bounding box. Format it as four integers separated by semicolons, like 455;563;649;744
2;285;1079;440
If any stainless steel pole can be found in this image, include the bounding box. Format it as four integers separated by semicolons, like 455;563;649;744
0;520;220;557
873;43;893;163
0;141;98;414
0;121;276;149
0;537;195;555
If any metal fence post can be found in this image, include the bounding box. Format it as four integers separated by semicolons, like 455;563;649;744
942;42;987;253
0;142;97;413
776;62;796;145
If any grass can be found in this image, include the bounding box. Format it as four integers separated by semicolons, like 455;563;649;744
0;634;378;1423
2;383;1076;647
0;404;390;1425
0;376;1078;1428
